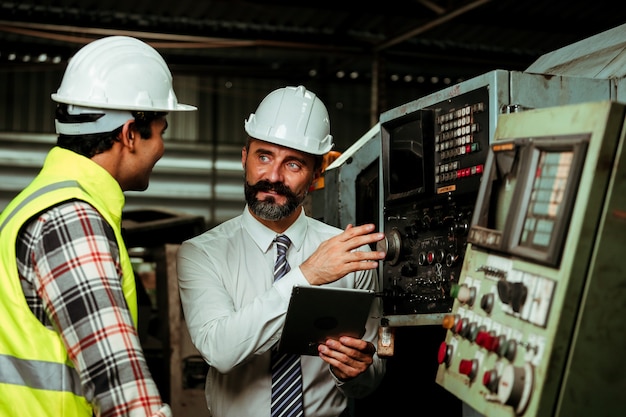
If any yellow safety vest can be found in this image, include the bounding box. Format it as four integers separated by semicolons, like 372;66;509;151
0;147;137;416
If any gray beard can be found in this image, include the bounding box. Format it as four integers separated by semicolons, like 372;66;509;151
244;178;307;221
248;198;296;221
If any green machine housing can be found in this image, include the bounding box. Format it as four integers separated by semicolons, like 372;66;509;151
435;100;626;417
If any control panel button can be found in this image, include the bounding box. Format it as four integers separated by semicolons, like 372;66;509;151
458;358;479;381
480;292;495;313
482;369;499;393
438;341;453;367
497;363;534;415
451;283;476;306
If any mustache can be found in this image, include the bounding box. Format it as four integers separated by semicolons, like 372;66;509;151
249;180;295;197
244;179;304;221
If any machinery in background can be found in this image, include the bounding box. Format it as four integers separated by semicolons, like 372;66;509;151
376;22;626;324
318;69;614;417
310;24;626;417
435;100;626;417
121;209;210;417
323;124;381;231
376;69;612;324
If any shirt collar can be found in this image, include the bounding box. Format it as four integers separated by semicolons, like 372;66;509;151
242;205;308;254
43;147;125;225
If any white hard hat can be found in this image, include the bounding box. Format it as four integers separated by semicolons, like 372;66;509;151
244;85;334;155
51;36;196;112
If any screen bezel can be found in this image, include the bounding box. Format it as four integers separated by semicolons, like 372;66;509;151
469;134;589;267
380;109;434;203
507;135;589;266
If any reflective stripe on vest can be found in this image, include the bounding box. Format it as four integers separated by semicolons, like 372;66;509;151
0;149;134;416
0;180;80;232
0;180;84;397
0;354;81;394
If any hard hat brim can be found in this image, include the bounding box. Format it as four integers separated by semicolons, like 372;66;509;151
51;94;197;112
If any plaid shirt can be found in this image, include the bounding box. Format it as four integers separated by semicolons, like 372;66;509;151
16;200;170;417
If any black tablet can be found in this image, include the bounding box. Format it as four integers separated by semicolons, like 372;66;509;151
278;285;376;356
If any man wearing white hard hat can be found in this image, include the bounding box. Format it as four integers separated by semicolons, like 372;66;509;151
177;85;386;417
0;36;195;417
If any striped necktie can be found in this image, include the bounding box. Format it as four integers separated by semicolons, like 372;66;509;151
271;235;304;417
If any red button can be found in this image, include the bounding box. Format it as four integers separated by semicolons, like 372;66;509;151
459;359;476;379
437;341;449;364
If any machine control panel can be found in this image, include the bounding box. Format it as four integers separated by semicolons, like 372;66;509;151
378;87;491;316
435;101;626;417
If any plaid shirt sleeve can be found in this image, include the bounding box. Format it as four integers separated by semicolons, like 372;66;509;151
16;200;171;417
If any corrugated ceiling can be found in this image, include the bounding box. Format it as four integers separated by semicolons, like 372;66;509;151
0;0;624;82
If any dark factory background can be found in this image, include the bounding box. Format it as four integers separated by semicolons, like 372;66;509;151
1;1;625;416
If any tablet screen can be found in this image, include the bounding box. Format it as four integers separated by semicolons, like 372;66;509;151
278;286;375;356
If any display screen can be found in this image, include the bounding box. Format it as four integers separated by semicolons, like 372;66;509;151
519;150;573;249
381;110;434;202
469;134;589;267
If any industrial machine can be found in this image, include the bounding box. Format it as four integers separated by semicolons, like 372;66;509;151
435;100;626;417
376;69;611;324
323;124;381;231
320;24;626;417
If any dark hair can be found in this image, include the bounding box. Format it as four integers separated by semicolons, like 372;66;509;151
55;104;167;158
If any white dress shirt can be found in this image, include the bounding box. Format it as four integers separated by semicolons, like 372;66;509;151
177;207;385;417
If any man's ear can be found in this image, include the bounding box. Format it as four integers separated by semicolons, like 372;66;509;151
241;146;247;168
119;119;136;150
313;167;323;181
